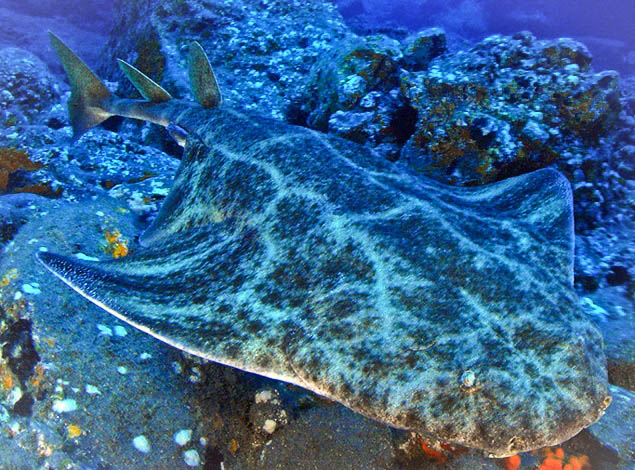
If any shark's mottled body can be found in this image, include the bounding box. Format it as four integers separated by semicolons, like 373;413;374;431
40;34;610;457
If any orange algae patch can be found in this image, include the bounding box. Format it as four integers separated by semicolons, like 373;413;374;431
30;364;45;388
67;424;83;438
565;456;590;470
103;230;129;258
1;369;13;390
417;435;447;464
0;147;43;192
539;447;591;470
541;457;564;470
502;454;521;470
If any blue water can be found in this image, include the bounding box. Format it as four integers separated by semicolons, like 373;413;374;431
334;0;635;74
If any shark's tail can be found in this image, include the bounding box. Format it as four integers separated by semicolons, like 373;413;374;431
48;32;114;140
49;32;222;142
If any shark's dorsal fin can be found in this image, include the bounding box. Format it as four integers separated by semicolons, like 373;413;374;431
48;32;113;140
117;59;173;103
188;41;222;109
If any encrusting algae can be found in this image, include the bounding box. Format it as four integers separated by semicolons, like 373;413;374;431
67;424;83;439
103;229;129;258
0;147;43;192
502;454;521;470
0;268;18;287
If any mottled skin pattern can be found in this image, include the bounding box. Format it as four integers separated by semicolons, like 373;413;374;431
40;104;610;457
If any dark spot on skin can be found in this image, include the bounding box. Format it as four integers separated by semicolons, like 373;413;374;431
260;290;282;306
214;160;276;216
191;291;208;305
246;320;264;334
411;390;424;403
328;323;354;341
229;273;246;290
270;263;310;291
513;321;560;356
218;303;233;314
319;240;375;283
279;321;303;355
441;421;455;437
355;389;375;410
235;308;248;322
272;197;320;240
255;354;272;369
399;409;420;428
432;392;459;417
201;319;238;339
301;355;323;373
404;351;418;368
339;379;353;398
523;362;539;378
222;341;242;359
323;297;358;321
351;345;368;363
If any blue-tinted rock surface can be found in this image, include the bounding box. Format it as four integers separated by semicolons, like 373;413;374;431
0;48;59;126
99;0;348;121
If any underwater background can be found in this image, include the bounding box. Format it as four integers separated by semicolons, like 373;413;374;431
0;0;633;469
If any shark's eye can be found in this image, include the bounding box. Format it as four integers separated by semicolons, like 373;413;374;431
167;122;188;147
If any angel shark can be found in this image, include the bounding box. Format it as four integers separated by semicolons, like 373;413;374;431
39;33;610;457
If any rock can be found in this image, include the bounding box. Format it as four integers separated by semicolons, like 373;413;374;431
539;37;593;70
328;109;375;144
99;0;348;127
617;145;635;174
297;34;403;131
295;34;419;152
295;29;627;233
0;47;59;127
0;318;40;387
400;27;447;71
399;33;622;186
0;193;45;244
233;404;396;470
587;385;635;469
249;388;288;437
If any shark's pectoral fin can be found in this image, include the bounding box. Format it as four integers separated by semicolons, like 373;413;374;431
502;168;575;285
36;220;249;362
138;134;215;247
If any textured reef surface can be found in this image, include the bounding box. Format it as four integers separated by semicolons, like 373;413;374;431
0;0;633;469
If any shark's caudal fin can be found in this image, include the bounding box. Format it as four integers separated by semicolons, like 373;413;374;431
49;33;223;143
117;59;173;103
49;32;114;140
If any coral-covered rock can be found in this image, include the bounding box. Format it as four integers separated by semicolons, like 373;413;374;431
400;33;621;186
400;27;447;71
99;0;348;123
0;193;44;244
296;34;403;131
291;34;420;159
297;29;628;230
0;48;59;127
